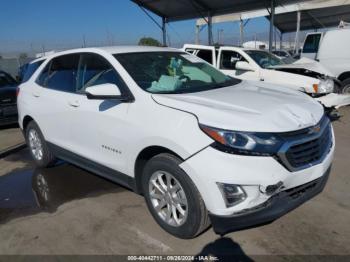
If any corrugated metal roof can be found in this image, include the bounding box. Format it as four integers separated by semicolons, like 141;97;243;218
131;0;310;22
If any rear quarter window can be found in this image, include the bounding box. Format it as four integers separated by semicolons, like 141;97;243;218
21;60;44;83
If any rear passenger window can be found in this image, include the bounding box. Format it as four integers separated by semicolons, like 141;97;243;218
37;54;79;93
77;53;124;92
196;50;213;64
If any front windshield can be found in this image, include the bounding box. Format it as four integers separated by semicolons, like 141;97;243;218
114;52;240;94
245;50;284;69
0;72;17;88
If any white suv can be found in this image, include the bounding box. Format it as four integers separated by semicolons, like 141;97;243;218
18;46;334;238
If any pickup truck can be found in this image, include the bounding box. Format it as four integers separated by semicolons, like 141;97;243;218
182;44;335;97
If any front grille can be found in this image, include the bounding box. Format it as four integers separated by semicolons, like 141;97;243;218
285;179;318;200
278;116;332;171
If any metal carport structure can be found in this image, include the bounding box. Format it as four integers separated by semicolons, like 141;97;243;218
131;0;309;50
195;0;350;51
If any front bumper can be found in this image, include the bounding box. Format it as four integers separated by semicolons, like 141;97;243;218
210;167;330;235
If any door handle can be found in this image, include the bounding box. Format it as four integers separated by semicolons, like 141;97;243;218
68;100;80;107
32;92;40;97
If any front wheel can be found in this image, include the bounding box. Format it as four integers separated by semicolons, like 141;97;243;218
340;78;350;94
142;153;210;239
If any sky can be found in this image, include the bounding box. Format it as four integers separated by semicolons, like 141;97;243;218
0;0;276;56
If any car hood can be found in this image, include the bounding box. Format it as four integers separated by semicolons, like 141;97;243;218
0;86;17;104
152;81;324;132
270;57;335;77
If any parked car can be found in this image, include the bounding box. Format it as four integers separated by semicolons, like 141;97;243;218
272;50;292;59
301;28;350;93
0;70;18;126
183;44;335;98
18;46;334;238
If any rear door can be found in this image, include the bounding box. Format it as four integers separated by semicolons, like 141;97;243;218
32;54;79;148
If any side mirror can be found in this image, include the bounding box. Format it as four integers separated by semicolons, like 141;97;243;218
236;61;255;71
85;83;124;100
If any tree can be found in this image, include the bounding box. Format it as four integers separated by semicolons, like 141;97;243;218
138;37;162;47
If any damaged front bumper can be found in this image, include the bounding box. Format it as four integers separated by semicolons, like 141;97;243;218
210;167;331;235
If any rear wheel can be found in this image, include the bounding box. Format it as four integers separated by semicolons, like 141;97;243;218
142;153;210;239
25;121;56;167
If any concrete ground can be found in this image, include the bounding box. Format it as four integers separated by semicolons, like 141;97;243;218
0;108;349;258
0;124;24;152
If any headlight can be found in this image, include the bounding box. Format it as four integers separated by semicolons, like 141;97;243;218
200;125;284;156
317;79;334;93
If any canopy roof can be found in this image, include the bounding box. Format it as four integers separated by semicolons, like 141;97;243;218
273;4;350;32
195;0;350;33
131;0;308;22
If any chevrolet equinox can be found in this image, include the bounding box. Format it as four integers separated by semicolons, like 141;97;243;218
18;46;334;238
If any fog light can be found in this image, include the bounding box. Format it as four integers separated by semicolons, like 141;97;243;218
217;183;246;207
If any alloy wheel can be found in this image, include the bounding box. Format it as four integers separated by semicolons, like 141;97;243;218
28;129;43;161
148;171;188;227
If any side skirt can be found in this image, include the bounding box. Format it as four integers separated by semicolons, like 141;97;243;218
47;142;136;191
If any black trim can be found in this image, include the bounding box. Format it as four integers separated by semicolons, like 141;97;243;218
86;93;134;102
48;142;136;191
210;167;331;236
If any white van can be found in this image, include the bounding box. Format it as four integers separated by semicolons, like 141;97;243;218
301;28;350;93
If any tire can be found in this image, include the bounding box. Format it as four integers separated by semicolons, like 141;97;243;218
25;121;56;168
340;78;350;94
142;153;210;239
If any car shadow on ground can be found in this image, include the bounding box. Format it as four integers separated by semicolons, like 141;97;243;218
195;237;254;262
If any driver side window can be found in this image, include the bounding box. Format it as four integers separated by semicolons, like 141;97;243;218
220;51;246;70
76;53;124;93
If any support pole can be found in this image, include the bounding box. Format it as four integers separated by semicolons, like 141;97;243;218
240;18;244;46
162;17;167;47
208;12;213;45
294;11;301;54
195;25;200;44
274;27;277;50
269;0;275;52
280;32;283;50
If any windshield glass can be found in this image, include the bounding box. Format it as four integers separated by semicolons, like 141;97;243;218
114;52;240;94
245;50;284;68
0;72;17;88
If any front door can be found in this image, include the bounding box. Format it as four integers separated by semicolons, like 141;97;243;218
218;50;258;81
69;53;131;173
